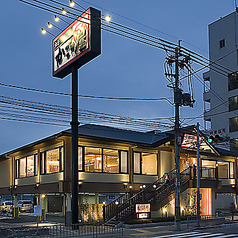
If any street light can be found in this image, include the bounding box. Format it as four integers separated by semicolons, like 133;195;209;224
47;22;53;29
69;0;75;7
47;22;62;31
41;28;46;34
54;15;69;24
41;28;55;37
105;15;111;22
62;8;67;15
54;15;59;22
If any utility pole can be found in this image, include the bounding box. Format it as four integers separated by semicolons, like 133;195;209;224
196;122;200;227
164;41;195;231
174;42;181;231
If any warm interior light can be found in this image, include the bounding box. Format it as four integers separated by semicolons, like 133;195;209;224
70;0;75;7
105;15;111;22
62;8;67;15
41;28;46;34
47;22;53;29
54;15;59;22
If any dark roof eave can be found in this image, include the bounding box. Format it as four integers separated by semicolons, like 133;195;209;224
0;131;65;159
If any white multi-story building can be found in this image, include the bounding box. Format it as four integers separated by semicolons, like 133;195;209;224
203;10;238;150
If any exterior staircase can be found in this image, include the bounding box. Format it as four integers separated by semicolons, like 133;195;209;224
104;167;191;226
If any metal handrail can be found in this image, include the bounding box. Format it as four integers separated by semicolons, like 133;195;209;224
104;167;191;222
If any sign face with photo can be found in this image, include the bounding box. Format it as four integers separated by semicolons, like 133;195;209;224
181;134;203;149
53;7;101;78
135;204;150;213
135;204;151;219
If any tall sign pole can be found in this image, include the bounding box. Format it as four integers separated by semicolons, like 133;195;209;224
196;122;201;227
71;65;79;224
52;7;101;225
174;44;181;231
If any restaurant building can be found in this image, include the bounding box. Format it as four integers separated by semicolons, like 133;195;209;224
0;124;237;223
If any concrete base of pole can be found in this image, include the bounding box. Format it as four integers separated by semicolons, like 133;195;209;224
66;211;72;226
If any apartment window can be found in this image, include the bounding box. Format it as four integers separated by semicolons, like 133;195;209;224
133;152;157;175
219;39;225;48
83;147;128;173
16;154;38;178
40;146;64;174
229;96;238;111
228;72;238;91
229;116;238;132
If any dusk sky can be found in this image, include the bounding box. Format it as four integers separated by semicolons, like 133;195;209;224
0;0;235;154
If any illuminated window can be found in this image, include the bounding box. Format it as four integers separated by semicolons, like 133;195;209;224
134;152;157;175
19;158;26;178
82;147;128;173
230;162;235;178
217;161;229;178
16;154;38;178
142;153;157;175
120;151;128;173
78;146;83;171
27;155;34;177
201;160;216;178
134;152;141;174
40;147;63;174
103;149;119;173
85;147;102;172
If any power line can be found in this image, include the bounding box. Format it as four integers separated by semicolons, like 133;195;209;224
0;81;174;101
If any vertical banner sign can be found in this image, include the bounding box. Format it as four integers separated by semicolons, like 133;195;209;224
52;7;101;78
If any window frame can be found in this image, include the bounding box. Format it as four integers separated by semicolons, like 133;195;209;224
133;151;158;175
81;146;128;174
40;146;64;175
16;154;38;179
219;39;225;48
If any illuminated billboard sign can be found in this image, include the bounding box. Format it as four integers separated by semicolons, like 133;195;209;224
135;204;151;219
182;134;203;149
135;204;150;213
53;7;101;79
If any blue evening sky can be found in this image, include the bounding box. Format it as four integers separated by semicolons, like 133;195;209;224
0;0;235;154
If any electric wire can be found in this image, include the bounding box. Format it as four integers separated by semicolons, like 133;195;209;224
20;0;235;78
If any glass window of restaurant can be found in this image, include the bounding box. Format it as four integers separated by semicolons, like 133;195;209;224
16;154;38;178
134;152;157;175
81;147;128;173
217;161;234;179
202;159;235;179
202;160;216;178
104;149;119;173
40;147;64;174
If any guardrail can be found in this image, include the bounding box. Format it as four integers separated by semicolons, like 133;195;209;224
186;215;225;229
0;223;123;237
